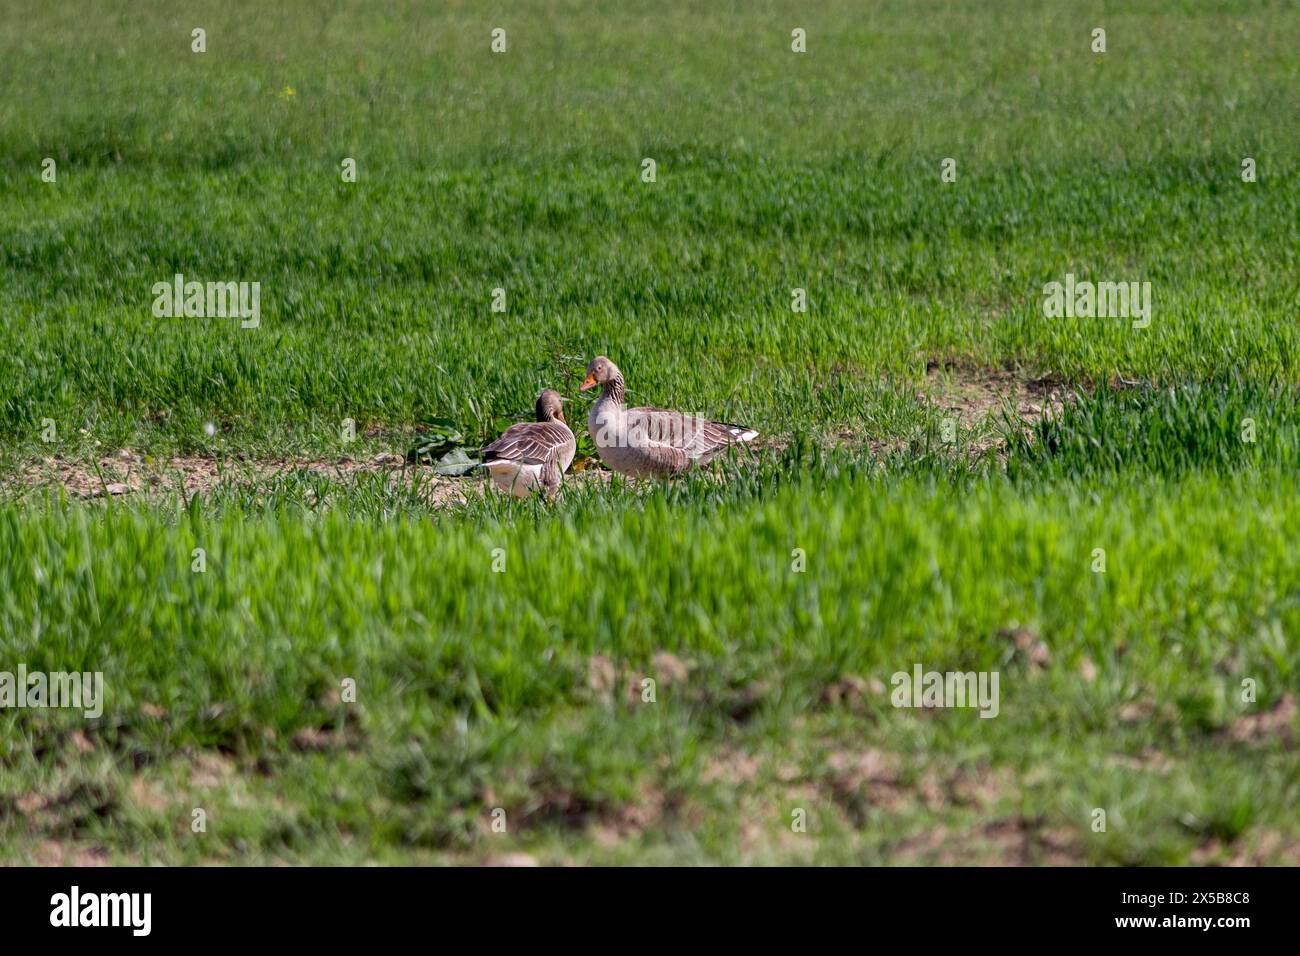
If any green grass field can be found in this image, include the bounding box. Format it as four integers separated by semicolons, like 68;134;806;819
2;0;1298;865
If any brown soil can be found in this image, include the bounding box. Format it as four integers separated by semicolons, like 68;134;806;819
919;359;1071;453
10;452;467;501
5;450;624;506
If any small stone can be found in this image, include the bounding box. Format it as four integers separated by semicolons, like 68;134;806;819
1079;657;1098;683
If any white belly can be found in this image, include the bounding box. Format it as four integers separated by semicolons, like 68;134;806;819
486;460;546;497
557;442;576;476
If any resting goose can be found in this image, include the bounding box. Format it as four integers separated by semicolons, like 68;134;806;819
482;389;576;499
579;356;757;478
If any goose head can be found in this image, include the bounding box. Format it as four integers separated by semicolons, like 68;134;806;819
580;356;622;393
535;389;567;424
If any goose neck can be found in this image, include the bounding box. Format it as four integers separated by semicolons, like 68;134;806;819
602;375;626;406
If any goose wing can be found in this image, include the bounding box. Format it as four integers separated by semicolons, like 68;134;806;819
484;420;574;467
625;406;757;461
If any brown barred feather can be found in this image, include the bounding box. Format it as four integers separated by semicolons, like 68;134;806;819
484;420;574;466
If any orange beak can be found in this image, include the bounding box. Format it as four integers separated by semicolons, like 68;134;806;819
556;408;565;424
579;373;598;392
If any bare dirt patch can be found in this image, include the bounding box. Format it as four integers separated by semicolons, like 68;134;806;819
189;753;238;791
1191;829;1300;866
820;674;887;712
1223;694;1296;748
920;360;1070;453
483;852;540;867
823;749;1021;820
891;817;1084;866
11;452;467;502
27;840;112;866
129;776;173;813
11;778;118;837
7;451;619;507
700;750;763;786
585;651;696;707
825;748;936;814
825;361;1075;458
715;742;1073;863
1106;748;1177;774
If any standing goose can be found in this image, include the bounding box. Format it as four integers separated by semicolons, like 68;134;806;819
482;389;576;499
579;356;757;478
